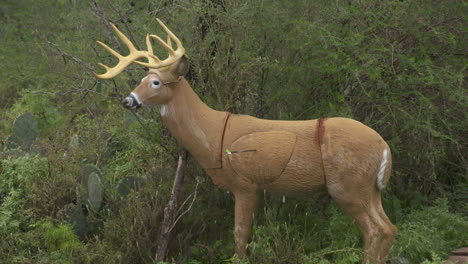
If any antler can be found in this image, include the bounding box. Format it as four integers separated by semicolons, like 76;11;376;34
93;18;186;80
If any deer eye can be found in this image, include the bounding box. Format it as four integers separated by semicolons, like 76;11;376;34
150;78;162;89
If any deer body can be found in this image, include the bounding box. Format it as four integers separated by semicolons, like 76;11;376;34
94;19;397;263
154;78;396;263
161;79;326;191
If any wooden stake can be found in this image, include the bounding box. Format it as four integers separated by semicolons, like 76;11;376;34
155;149;188;262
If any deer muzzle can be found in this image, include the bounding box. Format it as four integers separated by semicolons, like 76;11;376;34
122;92;142;109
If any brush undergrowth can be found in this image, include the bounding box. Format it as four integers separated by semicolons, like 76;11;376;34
1;0;466;263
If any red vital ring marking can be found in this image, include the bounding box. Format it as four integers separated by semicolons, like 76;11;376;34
315;118;328;146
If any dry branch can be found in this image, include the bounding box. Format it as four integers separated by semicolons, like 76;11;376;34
155;149;189;262
46;41;94;72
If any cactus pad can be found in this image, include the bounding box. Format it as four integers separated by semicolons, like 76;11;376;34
8;112;38;151
87;172;103;212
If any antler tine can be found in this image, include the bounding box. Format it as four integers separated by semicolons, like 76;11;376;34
109;23;138;53
93;19;186;79
149;34;176;55
135;19;185;69
167;34;173;49
145;34;160;65
156;18;184;54
94;23;149;80
97;62;111;70
134;34;162;68
96;41;123;59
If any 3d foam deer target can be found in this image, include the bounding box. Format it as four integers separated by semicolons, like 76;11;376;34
94;19;397;264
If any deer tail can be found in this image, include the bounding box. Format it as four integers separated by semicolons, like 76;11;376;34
376;147;392;190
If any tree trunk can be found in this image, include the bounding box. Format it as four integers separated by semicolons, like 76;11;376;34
155;149;188;262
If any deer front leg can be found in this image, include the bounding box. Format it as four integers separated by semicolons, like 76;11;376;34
233;190;258;261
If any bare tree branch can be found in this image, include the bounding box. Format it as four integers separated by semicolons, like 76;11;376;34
46;41;94;72
155;149;188;262
90;0;120;50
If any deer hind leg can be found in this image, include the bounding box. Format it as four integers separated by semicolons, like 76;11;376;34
327;184;396;264
373;195;397;262
233;190;258;262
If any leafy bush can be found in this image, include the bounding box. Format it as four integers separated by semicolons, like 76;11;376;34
245;200;363;264
0;155;48;231
38;220;84;262
0;155;81;263
391;199;468;263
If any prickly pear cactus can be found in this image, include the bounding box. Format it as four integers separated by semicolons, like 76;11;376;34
8;112;38;151
81;164;101;185
87;172;103;212
80;164;103;212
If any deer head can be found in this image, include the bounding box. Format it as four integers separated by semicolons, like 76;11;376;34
94;19;189;109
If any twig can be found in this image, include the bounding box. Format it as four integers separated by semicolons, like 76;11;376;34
24;84;119;100
390;44;396;76
104;0;141;50
169;178;199;232
46;41;94;71
90;0;120;49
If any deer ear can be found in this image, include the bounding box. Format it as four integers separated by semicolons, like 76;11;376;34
173;55;190;77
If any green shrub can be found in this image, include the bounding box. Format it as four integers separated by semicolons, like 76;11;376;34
0;155;48;231
242;200;363;264
391;199;468;263
0;155;82;263
38;220;84;259
81;172;171;264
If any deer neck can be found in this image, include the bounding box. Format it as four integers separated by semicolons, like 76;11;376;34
161;78;227;168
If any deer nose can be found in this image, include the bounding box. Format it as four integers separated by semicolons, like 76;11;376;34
122;93;141;109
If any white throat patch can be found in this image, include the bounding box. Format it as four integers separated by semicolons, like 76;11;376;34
160;105;167;116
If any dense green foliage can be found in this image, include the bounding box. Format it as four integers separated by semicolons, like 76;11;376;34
1;0;466;263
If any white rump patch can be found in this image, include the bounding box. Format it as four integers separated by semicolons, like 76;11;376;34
376;149;388;190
